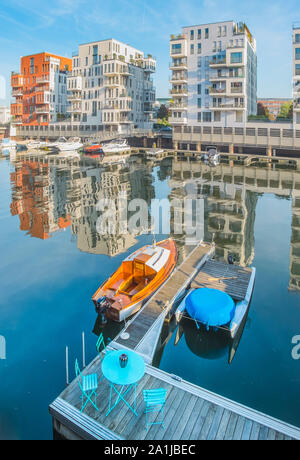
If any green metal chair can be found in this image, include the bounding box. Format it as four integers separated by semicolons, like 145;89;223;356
143;388;167;432
75;359;99;413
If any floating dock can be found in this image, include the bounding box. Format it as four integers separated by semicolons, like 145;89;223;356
49;351;300;440
49;241;300;441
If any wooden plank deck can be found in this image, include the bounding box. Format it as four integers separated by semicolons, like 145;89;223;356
49;352;300;441
191;260;252;301
113;243;214;354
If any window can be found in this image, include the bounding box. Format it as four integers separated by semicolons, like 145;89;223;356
214;111;221;122
197;98;202;108
213;41;217;52
295;34;300;44
197;112;202;122
230;52;242;64
198;43;202;54
197;29;201;39
295;48;300;61
93;45;98;65
205;88;209;95
217;26;221;37
296;64;300;76
236;111;243;122
197;84;201;94
172;44;182;55
222;26;227;37
190;44;194;55
190;30;194;40
203;112;212;122
205;28;209;39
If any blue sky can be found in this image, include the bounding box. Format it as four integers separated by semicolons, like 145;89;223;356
0;0;298;104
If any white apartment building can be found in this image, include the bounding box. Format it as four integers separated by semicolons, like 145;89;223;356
68;39;156;133
293;24;300;125
169;21;257;128
0;106;10;124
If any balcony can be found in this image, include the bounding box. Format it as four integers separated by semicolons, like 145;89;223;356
170;34;187;41
170;103;187;110
210;73;245;80
169;116;187;124
105;78;121;88
209;58;227;67
36;76;50;85
35;106;50;114
68;94;82;101
170;88;188;96
170;74;188;84
212;103;245;110
209;88;226;95
12;89;23;97
170;61;188;70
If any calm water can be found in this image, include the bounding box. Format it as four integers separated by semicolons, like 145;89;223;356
0;153;299;439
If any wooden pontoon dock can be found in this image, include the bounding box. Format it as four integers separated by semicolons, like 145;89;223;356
49;242;300;441
50;352;300;441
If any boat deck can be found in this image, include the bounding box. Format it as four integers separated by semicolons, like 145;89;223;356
113;243;214;355
49;352;300;441
191;260;252;301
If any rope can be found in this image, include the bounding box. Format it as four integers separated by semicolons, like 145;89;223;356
178;313;232;333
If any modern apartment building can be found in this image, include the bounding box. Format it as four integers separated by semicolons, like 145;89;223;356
169;21;257;128
0;106;11;124
68;39;156;133
293;24;300;125
11;52;72;126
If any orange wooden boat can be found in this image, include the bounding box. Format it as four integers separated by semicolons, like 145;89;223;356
92;238;177;322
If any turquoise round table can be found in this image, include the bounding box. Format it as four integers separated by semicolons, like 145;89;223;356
102;350;145;417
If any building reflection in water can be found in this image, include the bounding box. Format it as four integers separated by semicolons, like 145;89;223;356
9;155;300;290
10;158;155;257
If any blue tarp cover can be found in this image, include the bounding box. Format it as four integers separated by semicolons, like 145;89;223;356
186;288;235;327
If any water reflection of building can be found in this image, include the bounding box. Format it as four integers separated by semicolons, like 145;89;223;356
290;194;300;290
169;160;257;266
10;161;70;239
66;162;155;256
170;159;300;290
10;159;155;256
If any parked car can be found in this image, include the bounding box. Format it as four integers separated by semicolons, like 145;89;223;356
159;126;173;133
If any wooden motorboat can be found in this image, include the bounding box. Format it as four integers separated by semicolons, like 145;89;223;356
92;238;177;322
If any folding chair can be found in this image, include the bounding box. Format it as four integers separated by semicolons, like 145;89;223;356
96;333;111;359
75;359;99;413
143;388;167;432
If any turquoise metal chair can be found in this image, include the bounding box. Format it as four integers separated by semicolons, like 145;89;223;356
143;388;167;431
75;359;99;413
96;333;111;359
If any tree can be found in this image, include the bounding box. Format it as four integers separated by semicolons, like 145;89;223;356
257;102;269;118
277;102;293;119
157;104;169;120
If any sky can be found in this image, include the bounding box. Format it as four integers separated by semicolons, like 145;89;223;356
0;0;298;105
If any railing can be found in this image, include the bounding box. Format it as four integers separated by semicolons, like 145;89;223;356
170;34;187;41
170;88;188;95
209;59;226;65
209;88;226;94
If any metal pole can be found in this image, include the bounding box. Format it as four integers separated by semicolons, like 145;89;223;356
65;346;69;386
82;332;86;369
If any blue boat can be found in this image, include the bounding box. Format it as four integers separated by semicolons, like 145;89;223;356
175;260;256;339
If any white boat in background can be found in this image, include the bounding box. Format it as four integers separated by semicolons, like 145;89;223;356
27;140;48;150
202;146;220;166
56;150;80;159
146;148;165;160
102;138;130;154
54;137;83;152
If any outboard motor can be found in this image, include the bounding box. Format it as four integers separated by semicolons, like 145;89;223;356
228;254;235;265
96;296;110;324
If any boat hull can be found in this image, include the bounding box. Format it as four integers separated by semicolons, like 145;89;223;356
92;238;177;322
